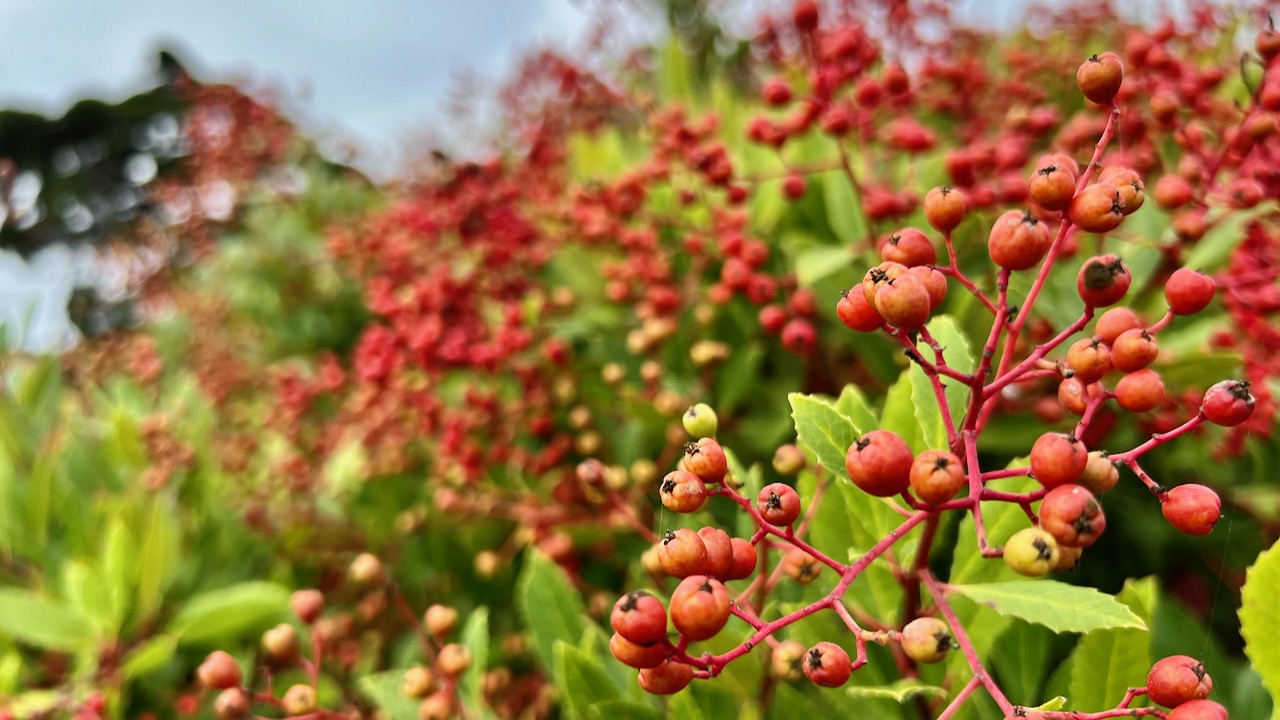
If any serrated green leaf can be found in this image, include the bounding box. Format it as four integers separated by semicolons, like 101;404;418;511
846;679;949;702
1065;578;1156;711
459;607;489;713
357;670;420;720
516;551;588;681
169;582;290;645
833;385;877;434
948;581;1145;634
121;634;177;680
1242;537;1280;720
789;393;857;481
556;641;623;718
0;590;96;650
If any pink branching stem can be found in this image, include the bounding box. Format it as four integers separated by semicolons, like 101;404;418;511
918;326;977;383
897;327;975;385
962;271;1011;434
835;141;877;244
983;309;1094;401
712;485;847;572
1121;458;1166;496
920;569;1013;714
891;329;961;443
608;489;659;543
941;231;997;315
1146;309;1175;334
937;677;983;720
1037;709;1166;719
830;601;872;670
981;467;1030;481
962;429;1001;557
1073;389;1110;438
1110;412;1206;464
1117;687;1147;708
981;487;1046;504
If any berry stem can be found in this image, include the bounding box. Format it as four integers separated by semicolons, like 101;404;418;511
920;568;1013;714
937;676;982;720
941;230;998;315
1110;412;1207;464
982;309;1094;401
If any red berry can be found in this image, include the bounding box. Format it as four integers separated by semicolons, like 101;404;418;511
291;589;325;625
197;651;243;690
1115;368;1165;413
659;470;707;513
759;304;788;334
924;186;967;233
1029;432;1088;488
1058;377;1089;415
837;289;883;333
862;261;908;307
781;318;817;355
1039;484;1107;547
1168;699;1228;720
1201;380;1255;426
670;576;731;641
803;642;852;688
726;537;758;581
1076;52;1124;105
638;659;694;695
908;265;948;311
1099;166;1145;215
610;633;667;669
879;228;937;267
1161;485;1221;536
1165;269;1215;315
1111;328;1159;372
1146;655;1213;708
757;483;802;526
782;547;822;584
697;527;734;579
762;78;793;106
1095;307;1143;344
1078;451;1119;495
846;430;914;497
987;209;1051;271
1067;338;1111;384
874;275;932;330
783;174;807;200
792;0;819;32
1028;160;1077;211
1076;254;1132;307
909;450;966;505
683;438;728;484
658;528;709;579
1153;175;1194;209
1068;184;1126;233
611;591;668;646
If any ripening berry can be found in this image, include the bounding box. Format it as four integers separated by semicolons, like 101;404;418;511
438;643;472;676
1165;269;1215;315
697;527;734;579
901;617;953;664
1067;338;1112;384
837;289;883;332
883;63;910;95
682;403;719;438
908;450;966;504
401;666;437;698
660;470;707;513
1029;432;1088;488
1153;175;1195;209
1146;655;1213;708
349;553;385;586
1111;329;1159;372
988;210;1052;271
611;589;670;645
1173;209;1209;241
880;229;937;267
261;623;300;664
291;589;324;625
874;275;932;330
792;0;819;32
1058;377;1089;415
1168;699;1229;720
1162;484;1222;536
670;576;731;641
1095;306;1143;344
924;186;968;233
683;438;728;484
726;537;758;581
1078;451;1119;494
197;651;242;690
783;174;807;200
1201;380;1255;426
862;261;908;307
282;684;317;715
772;444;806;476
762;78;793;106
1076;52;1124;105
783;548;822;584
1039;484;1107;547
1116;368;1166;412
1068;184;1126;233
418;690;454;720
757;483;802;526
1028;160;1078;211
1099;166;1145;215
1077;254;1132;307
658;528;709;579
1051;544;1084;573
638;659;695;695
772;640;807;681
1004;527;1061;577
781;318;817;355
803;642;852;688
214;688;250;719
610;632;667;669
908;265;948;311
424;605;459;637
846;430;914;497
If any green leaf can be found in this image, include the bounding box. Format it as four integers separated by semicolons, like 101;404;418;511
990;620;1058;706
667;692;707;719
789;393;858;482
822;166;869;245
1155;353;1242;389
796;245;853;287
881;371;925;454
1031;696;1068;711
1066;578;1156;711
169;582;291;645
1181;203;1275;271
357;670;420;720
136;494;180;623
948;581;1146;634
459;607;490;713
833;385;877;434
516;551;588;681
555;641;623;718
587;700;663;720
1242;537;1280;720
0;590;96;650
121;634;178;680
846;679;949;702
923;315;975;427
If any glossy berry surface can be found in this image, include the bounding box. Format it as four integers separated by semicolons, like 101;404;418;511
1146;655;1213;708
803;642;852;688
1162;485;1222;536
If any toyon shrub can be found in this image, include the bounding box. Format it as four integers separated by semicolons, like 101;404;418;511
4;1;1280;719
